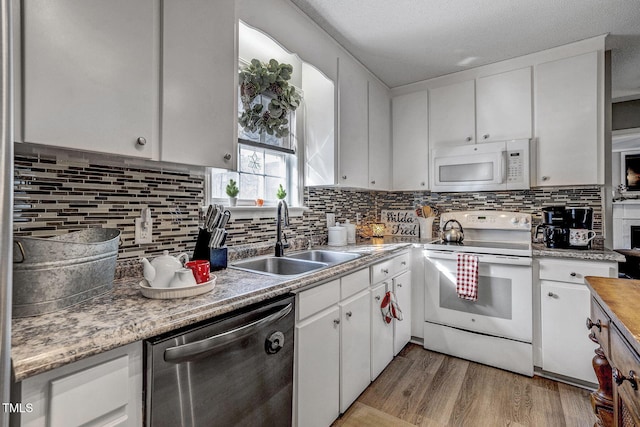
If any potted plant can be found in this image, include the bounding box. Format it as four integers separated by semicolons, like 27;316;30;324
276;184;287;201
226;179;239;207
239;59;302;142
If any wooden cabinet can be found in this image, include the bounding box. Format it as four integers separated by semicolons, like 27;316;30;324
534;51;601;186
587;277;640;427
161;0;236;168
338;55;369;188
429;68;531;148
295;269;370;425
368;79;391;190
476;67;532;143
393;270;412;355
429;80;475;147
14;341;142;427
19;0;158;158
537;258;616;383
392;91;429;190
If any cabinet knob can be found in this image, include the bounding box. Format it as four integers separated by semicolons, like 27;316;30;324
586;317;602;332
483;134;490;140
375;295;381;301
333;319;340;326
613;368;638;390
401;261;407;266
465;136;472;142
547;292;557;298
420;182;425;186
346;311;353;318
342;175;347;180
570;272;577;277
371;180;376;185
223;153;232;161
381;268;389;274
541;176;550;181
136;137;147;146
397;283;403;288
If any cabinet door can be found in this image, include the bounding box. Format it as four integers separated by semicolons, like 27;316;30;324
161;0;236;168
370;282;394;381
534;51;600;186
476;67;532;143
296;306;340;427
338;55;369;188
393;270;412;355
429;80;475;147
339;290;371;413
392;91;429;190
540;281;598;383
368;79;391;190
22;0;157;158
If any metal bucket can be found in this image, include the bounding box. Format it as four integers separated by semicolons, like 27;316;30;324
12;228;121;317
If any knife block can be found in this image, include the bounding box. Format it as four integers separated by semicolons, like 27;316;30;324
192;228;212;261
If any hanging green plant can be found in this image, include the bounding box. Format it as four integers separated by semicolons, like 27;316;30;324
239;58;302;138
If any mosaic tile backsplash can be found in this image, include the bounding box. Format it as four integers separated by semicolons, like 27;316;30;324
13;152;605;261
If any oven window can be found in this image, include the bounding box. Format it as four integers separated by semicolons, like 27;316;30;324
439;274;513;319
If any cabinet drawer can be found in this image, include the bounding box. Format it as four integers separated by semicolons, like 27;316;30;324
539;259;614;284
610;325;640;420
341;269;369;299
298;279;341;320
371;252;410;284
589;298;611;357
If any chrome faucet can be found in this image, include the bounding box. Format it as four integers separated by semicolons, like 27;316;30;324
275;200;289;257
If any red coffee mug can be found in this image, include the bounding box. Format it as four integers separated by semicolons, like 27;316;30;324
185;260;210;284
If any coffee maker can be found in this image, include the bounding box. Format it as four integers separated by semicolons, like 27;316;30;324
535;206;595;249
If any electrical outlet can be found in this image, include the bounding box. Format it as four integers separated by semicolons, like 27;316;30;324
135;217;152;244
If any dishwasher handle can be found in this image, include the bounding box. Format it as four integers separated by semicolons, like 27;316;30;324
164;302;293;364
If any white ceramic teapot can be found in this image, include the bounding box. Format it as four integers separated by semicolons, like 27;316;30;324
141;250;189;288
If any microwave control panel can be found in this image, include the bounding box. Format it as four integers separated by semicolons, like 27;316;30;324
507;151;524;183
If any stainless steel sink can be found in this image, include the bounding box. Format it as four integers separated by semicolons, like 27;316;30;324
231;256;328;277
286;250;361;265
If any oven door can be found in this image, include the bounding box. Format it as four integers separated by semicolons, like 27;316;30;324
424;250;532;342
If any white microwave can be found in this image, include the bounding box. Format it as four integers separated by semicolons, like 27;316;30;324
430;139;530;192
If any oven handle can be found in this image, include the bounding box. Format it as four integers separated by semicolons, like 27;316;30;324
424;250;532;266
163;302;293;364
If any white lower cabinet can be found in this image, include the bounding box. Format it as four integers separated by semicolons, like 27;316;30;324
295;269;370;426
370;281;394;380
537;258;617;384
393;270;412;356
339;290;371;413
14;341;142;427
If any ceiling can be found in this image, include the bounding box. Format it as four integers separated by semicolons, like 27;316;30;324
289;0;640;101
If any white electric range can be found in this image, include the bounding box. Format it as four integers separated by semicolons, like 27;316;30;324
423;210;534;376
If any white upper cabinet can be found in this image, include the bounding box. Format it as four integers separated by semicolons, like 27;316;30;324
368;80;391;190
429;80;475;147
534;51;601;186
338;55;369;188
161;0;236;168
392;91;429;190
20;0;158;158
476;67;532;143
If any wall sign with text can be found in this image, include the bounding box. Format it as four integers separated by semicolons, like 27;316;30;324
380;210;418;236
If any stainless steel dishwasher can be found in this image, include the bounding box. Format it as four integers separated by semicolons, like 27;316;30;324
145;294;295;426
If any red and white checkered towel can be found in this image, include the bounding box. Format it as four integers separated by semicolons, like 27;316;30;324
380;290;403;324
456;253;479;301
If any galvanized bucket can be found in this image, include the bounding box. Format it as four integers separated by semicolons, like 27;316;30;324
12;228;121;317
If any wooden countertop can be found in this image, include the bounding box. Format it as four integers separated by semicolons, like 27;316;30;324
585;276;640;355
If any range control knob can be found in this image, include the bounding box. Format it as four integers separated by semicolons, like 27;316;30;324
520;217;530;225
510;217;519;225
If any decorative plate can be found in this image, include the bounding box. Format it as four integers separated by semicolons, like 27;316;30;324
139;276;217;299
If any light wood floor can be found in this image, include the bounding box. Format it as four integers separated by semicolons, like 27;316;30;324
333;344;596;427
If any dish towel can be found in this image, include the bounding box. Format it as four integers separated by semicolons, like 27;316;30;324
380;290;403;324
456;253;479;301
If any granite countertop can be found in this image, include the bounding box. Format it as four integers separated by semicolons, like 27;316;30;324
585;276;640;356
532;243;626;262
11;240;413;382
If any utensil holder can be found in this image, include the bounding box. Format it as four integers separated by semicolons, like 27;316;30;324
193;228;212;261
209;247;228;271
